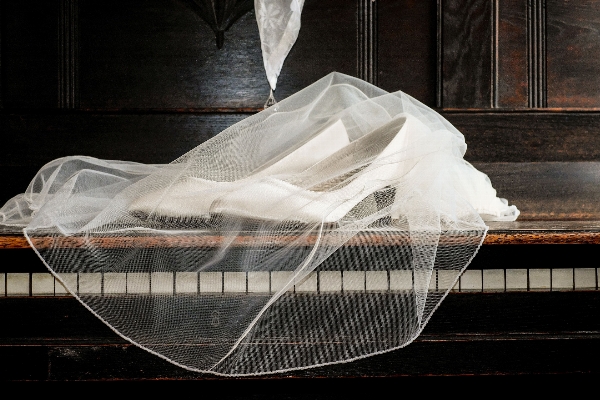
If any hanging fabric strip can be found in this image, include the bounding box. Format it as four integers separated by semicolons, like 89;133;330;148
255;0;305;91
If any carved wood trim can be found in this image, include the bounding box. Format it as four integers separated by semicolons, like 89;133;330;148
527;0;547;108
357;0;377;85
58;0;79;109
491;0;499;108
437;0;444;108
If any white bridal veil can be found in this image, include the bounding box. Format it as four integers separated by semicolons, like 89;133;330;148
0;1;519;376
0;72;518;375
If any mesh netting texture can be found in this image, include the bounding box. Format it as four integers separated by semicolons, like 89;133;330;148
0;73;518;375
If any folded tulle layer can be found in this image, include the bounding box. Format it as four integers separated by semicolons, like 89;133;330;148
0;72;517;375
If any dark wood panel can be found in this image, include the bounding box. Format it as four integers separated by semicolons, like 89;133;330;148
377;0;437;107
442;0;493;108
3;111;599;167
471;244;600;271
0;248;51;273
77;0;356;110
1;0;59;108
497;0;528;108
0;113;246;165
446;112;600;162
0;348;49;381
475;162;600;220
3;293;599;340
0;113;247;203
5;345;597;383
4;291;599;339
547;0;600;108
1;292;598;379
20;339;593;379
78;0;265;109
2;111;600;203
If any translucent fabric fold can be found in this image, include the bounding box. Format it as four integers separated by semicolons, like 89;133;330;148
0;72;518;375
255;0;304;91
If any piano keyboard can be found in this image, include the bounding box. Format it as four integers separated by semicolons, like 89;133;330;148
1;268;598;297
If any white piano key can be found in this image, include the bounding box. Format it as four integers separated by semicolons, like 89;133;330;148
574;268;596;290
151;272;173;294
551;268;573;291
365;271;388;291
438;270;459;292
428;271;437;291
224;272;246;293
319;271;342;292
127;273;150;294
343;271;365;292
6;273;29;296
452;280;459;292
460;270;482;292
104;273;127;294
13;269;599;297
79;273;102;294
529;269;551;290
199;272;222;293
55;273;77;296
0;273;5;296
175;272;197;294
389;270;412;291
271;271;293;293
483;269;505;291
505;269;527;291
413;271;432;292
295;272;317;293
247;271;269;293
32;273;54;296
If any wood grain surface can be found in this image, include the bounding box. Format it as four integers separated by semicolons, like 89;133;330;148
1;221;600;250
1;0;59;109
497;0;528;108
2;111;600;204
1;292;598;380
442;0;492;108
547;0;600;107
449;112;600;162
378;0;437;106
475;162;600;220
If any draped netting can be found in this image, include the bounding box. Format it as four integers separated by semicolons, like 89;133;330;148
0;72;518;375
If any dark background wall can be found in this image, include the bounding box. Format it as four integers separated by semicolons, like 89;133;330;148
2;0;600;203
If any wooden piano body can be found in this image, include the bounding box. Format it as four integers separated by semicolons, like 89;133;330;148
1;0;600;381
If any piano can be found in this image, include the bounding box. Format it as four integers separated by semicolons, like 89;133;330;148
2;0;600;383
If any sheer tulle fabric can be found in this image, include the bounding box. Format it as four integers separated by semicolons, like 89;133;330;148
0;73;518;375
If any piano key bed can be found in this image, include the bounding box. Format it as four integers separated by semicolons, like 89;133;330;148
2;221;600;296
1;220;599;380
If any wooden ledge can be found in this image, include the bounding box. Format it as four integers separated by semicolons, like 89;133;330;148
483;221;600;244
1;221;600;249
